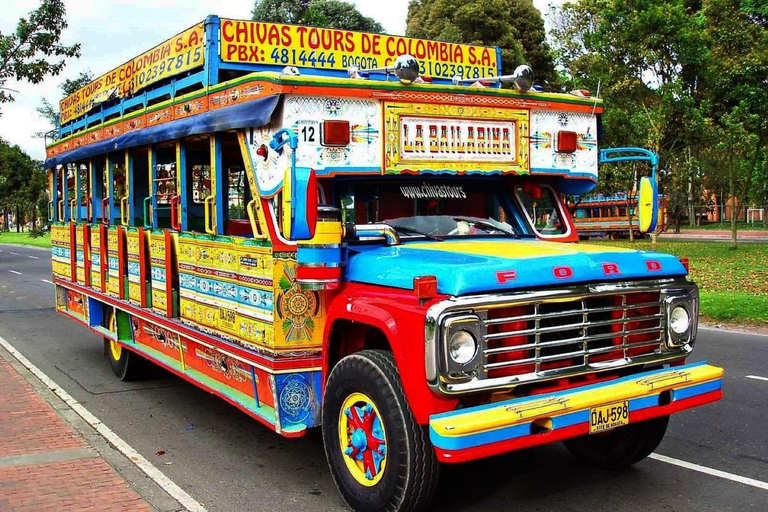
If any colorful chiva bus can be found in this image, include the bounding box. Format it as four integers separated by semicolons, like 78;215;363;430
46;16;722;512
571;193;669;239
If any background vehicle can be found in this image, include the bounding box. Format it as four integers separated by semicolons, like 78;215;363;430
44;16;722;512
571;192;668;239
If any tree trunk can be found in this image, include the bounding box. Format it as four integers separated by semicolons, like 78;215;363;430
15;206;20;233
627;193;634;242
729;165;737;250
688;173;695;227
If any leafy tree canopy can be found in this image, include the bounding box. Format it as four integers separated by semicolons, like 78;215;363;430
548;0;768;246
406;0;558;89
252;0;384;32
0;0;80;107
36;70;93;138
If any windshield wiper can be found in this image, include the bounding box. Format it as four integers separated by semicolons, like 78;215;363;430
385;223;444;241
452;217;521;239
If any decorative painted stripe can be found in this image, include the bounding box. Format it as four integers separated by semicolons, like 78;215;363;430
52;246;71;258
179;273;274;311
55;277;322;367
237;274;273;287
429;363;722;452
297;246;343;265
179;288;274;322
150;267;167;283
431;380;722;452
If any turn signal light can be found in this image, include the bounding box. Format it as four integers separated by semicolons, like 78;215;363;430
556;131;578;153
679;258;690;272
414;275;438;299
322;120;350;146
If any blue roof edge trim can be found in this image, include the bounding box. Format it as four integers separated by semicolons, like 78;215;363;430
45;94;281;168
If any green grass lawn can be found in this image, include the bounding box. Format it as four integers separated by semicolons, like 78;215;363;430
585;240;768;325
0;231;52;248
679;222;767;231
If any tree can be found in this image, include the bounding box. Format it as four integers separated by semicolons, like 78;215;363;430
252;0;384;32
549;0;710;248
0;0;80;108
36;70;93;139
700;0;768;249
0;139;38;232
406;0;558;88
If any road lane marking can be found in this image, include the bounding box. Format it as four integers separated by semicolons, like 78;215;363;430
28;255;39;260
700;326;768;338
9;270;22;275
746;375;768;382
650;453;768;491
0;334;207;512
9;251;18;255
41;279;54;285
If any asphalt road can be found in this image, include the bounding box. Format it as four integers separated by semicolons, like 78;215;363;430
0;243;766;512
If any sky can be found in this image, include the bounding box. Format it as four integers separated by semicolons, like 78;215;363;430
0;0;559;162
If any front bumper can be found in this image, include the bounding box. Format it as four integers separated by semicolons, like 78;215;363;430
429;361;723;463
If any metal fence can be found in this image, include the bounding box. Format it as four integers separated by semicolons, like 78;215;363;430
688;204;768;227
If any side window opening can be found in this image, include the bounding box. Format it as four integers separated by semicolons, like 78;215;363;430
514;183;571;238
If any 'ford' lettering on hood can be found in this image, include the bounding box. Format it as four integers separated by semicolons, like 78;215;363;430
345;240;686;296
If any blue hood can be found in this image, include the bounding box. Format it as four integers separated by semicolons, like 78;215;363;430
345;239;686;296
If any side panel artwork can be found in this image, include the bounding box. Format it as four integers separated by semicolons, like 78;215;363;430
245;96;382;197
234;239;276;351
529;110;598;179
149;230;178;317
126;228;151;307
64;289;89;322
90;224;107;292
107;226;125;299
51;223;72;279
178;234;277;351
272;254;326;352
274;371;323;429
126;316;278;428
282;96;382;173
74;224;88;284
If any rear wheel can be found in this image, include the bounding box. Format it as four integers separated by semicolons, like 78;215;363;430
104;338;147;381
563;415;669;469
322;350;439;512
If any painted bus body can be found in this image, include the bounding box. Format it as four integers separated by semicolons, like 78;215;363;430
45;16;722;511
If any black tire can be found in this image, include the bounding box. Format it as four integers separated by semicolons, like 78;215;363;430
563;415;669;469
322;350;439;512
104;338;147;381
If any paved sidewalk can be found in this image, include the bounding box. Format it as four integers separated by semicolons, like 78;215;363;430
0;354;154;512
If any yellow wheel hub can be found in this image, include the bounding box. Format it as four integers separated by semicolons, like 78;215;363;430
338;392;388;487
109;339;122;361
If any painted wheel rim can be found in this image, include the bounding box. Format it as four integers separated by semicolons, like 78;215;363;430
338;392;387;486
109;339;122;361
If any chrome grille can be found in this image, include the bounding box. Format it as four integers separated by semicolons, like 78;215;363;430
481;292;664;379
425;279;699;396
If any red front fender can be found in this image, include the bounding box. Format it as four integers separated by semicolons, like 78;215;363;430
323;283;458;424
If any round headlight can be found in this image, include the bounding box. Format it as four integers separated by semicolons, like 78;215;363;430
449;330;477;365
670;305;690;335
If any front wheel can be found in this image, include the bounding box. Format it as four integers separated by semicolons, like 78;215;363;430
322;350;439;512
563;415;669;469
104;338;147;381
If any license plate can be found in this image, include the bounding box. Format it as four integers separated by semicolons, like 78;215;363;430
589;401;629;434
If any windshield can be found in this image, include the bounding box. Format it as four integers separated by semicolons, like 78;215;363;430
335;178;535;239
